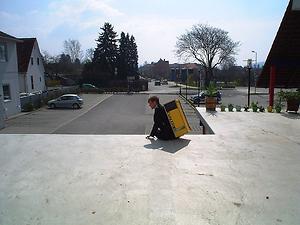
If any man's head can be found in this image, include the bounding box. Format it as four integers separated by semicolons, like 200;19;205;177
148;96;159;109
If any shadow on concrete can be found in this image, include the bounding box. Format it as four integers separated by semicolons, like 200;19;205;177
281;112;300;120
144;138;191;154
206;111;218;117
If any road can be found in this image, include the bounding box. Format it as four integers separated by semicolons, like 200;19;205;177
174;84;276;107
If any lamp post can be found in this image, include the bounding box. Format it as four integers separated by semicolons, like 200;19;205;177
252;51;258;93
246;59;253;107
185;73;188;100
252;51;257;67
179;67;182;95
197;70;201;107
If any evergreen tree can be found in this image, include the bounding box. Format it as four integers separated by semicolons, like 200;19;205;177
129;35;139;77
117;32;130;79
93;22;118;75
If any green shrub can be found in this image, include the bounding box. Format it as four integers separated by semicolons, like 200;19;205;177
220;104;226;112
251;102;258;112
23;103;34;112
228;104;234;112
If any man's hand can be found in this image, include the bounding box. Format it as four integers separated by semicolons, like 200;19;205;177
146;135;154;140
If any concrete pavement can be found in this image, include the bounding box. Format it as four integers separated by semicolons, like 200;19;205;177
1;109;299;224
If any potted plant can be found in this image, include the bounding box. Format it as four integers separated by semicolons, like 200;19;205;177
280;91;300;113
275;102;282;113
244;105;249;112
259;106;265;112
220;104;226;112
267;106;273;113
205;83;217;111
236;105;242;112
251;101;258;112
228;104;234;112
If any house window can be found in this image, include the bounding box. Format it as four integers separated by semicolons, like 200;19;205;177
31;57;33;65
0;43;8;62
40;77;42;82
37;57;39;65
31;76;34;90
3;84;11;101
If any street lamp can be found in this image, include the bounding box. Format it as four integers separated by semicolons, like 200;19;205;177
197;70;201;107
246;59;253;107
251;51;257;67
252;51;258;93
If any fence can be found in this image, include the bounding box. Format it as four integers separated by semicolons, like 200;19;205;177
20;86;79;111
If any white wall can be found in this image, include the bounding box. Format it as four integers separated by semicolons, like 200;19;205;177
18;73;26;93
24;41;46;93
0;38;21;118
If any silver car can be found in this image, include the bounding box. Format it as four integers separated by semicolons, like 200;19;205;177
48;94;83;109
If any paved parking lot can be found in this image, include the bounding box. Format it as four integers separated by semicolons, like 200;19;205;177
0;81;203;135
0;94;112;134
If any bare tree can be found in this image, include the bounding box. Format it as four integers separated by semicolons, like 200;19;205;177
176;24;239;87
63;39;83;62
84;48;94;63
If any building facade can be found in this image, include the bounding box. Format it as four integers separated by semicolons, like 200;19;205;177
0;31;21;124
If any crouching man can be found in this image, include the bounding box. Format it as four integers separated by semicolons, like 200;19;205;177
146;96;176;140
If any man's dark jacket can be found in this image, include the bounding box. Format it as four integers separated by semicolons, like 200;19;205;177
150;104;175;140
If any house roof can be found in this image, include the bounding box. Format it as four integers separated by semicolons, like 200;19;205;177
16;38;36;73
257;0;300;88
0;31;21;42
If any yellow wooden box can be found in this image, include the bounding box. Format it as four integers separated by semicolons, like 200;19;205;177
164;99;191;138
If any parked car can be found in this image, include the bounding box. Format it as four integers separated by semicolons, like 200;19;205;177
154;80;161;86
190;91;222;104
162;80;168;85
48;94;83;109
81;83;102;93
19;92;35;98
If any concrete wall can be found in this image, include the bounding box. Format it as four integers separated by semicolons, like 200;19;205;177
20;40;46;93
0;38;21;119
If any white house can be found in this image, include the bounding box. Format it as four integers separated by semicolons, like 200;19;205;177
17;38;46;93
0;31;21;125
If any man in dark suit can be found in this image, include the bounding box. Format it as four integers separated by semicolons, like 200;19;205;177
146;96;175;140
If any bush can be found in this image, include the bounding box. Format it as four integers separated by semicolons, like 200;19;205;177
23;103;34;112
220;104;226;112
236;105;241;112
251;102;258;112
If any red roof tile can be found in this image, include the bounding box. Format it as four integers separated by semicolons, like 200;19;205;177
17;38;36;73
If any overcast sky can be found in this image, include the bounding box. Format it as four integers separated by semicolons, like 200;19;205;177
0;0;290;66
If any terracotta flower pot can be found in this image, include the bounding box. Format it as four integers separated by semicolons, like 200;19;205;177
286;99;299;112
205;97;217;111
